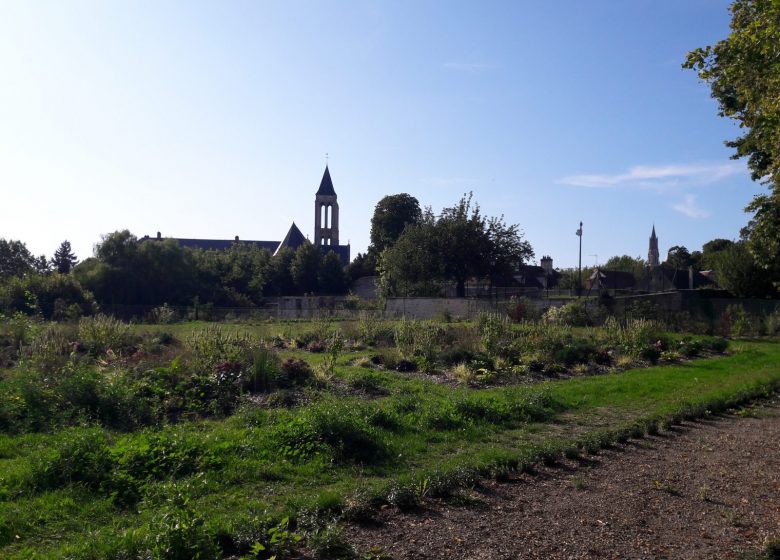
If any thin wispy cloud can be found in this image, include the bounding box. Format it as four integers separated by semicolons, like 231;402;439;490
559;162;741;190
673;194;710;219
442;62;494;72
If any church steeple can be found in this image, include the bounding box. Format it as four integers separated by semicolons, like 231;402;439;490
648;225;660;267
314;165;339;247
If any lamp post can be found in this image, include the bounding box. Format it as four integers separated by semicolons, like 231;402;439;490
576;221;583;297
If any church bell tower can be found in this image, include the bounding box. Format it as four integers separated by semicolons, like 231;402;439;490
314;165;339;247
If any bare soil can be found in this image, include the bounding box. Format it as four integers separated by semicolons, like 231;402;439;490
346;401;780;559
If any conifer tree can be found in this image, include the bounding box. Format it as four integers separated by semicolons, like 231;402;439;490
51;240;78;274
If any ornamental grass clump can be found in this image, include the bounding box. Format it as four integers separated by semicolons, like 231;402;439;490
78;314;133;356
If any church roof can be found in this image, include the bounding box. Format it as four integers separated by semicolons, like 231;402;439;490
275;222;307;254
164;237;280;252
650;225;657;240
316;166;337;196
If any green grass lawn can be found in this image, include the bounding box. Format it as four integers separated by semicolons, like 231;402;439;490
0;337;778;559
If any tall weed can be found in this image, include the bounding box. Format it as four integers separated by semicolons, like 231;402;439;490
78;314;132;356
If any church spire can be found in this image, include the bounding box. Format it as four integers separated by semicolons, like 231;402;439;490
316;165;337;196
648;224;660;267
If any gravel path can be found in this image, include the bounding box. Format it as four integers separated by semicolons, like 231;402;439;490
346;401;780;559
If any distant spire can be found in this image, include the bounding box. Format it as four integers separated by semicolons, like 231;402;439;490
648;224;660;267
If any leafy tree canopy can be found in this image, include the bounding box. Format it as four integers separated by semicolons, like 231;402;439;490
0;239;47;279
710;241;775;297
369;194;422;255
664;246;694;269
604;255;646;281
684;0;780;280
380;193;533;297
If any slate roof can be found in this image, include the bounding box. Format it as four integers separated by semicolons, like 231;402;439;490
316;166;337;196
274;223;307;254
165;238;280;252
658;267;714;290
513;265;560;289
321;244;350;264
142;232;350;263
587;269;636;290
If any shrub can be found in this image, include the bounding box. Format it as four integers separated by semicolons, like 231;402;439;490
78;314;133;356
272;405;391;465
149;303;178;324
24;323;74;372
186;326;254;372
702;337;729;353
476;312;514;359
639;345;661;364
393;319;445;368
554;340;598;366
544;301;590;327
280;358;314;386
0;273;97;320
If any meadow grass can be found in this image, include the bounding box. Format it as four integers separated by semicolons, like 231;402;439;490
0;328;778;558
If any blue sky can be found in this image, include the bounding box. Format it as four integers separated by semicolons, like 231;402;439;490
0;1;761;269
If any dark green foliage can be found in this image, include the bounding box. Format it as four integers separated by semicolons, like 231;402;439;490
150;494;220;560
271;404;391;465
51;240;78;274
31;427;114;491
290;242;322;295
765;538;780;560
684;0;780;281
318;251;347;295
0;238;46;279
0;273;98;319
369;193;422;255
280;358;314;385
380;194;533;297
554;340;598;366
639;345;661;364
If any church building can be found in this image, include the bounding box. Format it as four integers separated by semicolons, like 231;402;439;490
143;166;350;263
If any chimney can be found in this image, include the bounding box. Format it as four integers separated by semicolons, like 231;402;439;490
688;266;694;290
540;255;553;275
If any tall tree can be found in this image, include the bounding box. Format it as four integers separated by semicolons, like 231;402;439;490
51;240;78;274
710;242;775;298
318;251;347;295
380;194;533;297
684;0;780;282
369;194;422;255
604;255;646;282
0;239;41;279
700;238;735;270
664;246;693;269
290;242;321;295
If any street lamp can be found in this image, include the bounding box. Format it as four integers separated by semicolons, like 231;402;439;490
576;221;583;297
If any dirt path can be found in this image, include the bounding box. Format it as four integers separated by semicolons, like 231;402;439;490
346;401;780;559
